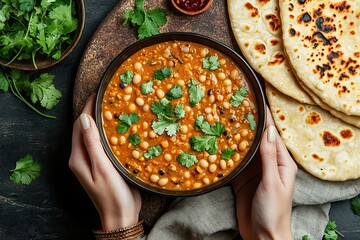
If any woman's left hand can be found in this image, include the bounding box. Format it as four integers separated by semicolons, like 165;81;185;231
69;94;142;231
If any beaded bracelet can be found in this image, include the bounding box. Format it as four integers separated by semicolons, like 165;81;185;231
93;220;144;240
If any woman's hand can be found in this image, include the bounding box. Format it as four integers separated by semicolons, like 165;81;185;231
233;108;298;240
69;94;141;231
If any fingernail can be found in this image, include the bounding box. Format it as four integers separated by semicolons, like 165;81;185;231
268;125;276;143
80;113;90;130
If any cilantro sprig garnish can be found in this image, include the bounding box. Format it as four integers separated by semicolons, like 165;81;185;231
128;134;141;146
202;55;221;70
120;70;134;84
154;67;172;80
144;145;162;159
195;116;225;137
141;80;154;94
117;113;140;134
123;0;167;39
245;113;256;131
177;152;198;168
166;84;183;100
0;68;61;118
10;154;41;185
187;79;205;107
151;99;185;136
0;0;78;68
324;220;344;240
351;197;360;216
221;148;236;160
230;87;248;107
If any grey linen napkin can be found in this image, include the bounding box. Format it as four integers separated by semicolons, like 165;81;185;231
143;169;360;240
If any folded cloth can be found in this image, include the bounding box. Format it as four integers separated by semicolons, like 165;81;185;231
143;169;360;240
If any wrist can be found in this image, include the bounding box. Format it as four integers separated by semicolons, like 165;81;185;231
101;214;139;231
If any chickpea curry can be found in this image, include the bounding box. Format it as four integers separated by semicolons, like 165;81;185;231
101;40;258;191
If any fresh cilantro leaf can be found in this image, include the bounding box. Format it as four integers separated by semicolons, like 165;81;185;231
117;113;140;133
140;80;153;94
151;100;174;118
187;79;205;107
221;148;236;160
48;4;78;34
120;70;134;84
203;55;221;70
174;103;185;119
302;235;310;240
29;73;62;110
19;0;36;12
152;114;180;136
166;84;183;100
0;70;9;92
177;152;198;168
146;8;167;27
123;9;135;25
144;145;162;159
245;113;256;131
10;154;41;185
230;87;248;107
324;220;344;240
190;135;218;155
351;197;360;216
195;116;225;137
128;134;141;146
154;67;171;80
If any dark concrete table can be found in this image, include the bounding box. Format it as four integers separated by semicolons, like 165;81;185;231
0;1;359;239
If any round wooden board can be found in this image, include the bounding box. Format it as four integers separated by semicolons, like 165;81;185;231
73;0;237;230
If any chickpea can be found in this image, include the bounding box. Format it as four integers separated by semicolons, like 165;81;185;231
239;140;249;151
180;125;188;134
131;125;138;133
132;150;140;159
209;95;215;103
206;114;214;122
140;141;149;150
133;74;142;84
150;174;160;183
205;107;212;114
110;136;118;145
203;177;210;185
142;122;149;129
124;86;133;94
160;140;169;148
135;97;144;106
158;178;169;186
217;72;226;80
208;155;217;163
128;103;136;112
166;83;172;90
243;99;250;107
200;48;209;58
231;144;238;150
164;153;172;161
134;62;142;70
185;106;192;112
119;136;126;145
224;79;232;86
213;177;219;182
208;164;217;173
184;171;191;179
233;153;241;161
193;182;202;189
219;160;227;170
199;75;206;82
145;166;152;173
241;129;249;137
143;104;150;112
216;94;224;101
227;160;234;168
177;80;185;86
199;159;209;168
104;111;113;121
156;89;165;98
223;102;230;109
234;134;241;141
124;95;131;101
230;69;239;80
143;132;148;138
149;131;157;139
219;59;226;65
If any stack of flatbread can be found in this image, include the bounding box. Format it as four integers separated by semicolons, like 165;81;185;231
228;0;360;181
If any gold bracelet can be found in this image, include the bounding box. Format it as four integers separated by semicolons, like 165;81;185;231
93;220;144;240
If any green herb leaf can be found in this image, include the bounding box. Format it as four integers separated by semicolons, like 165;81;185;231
151;100;174;118
120;70;134;84
187;79;205;107
166;84;183;100
174;103;185;119
245;113;256;131
117;113;140;133
154;67;171;80
152;114;180;136
144;145;162;159
324;220;344;240
10;154;41;185
0;70;9;92
351;197;360;216
140;80;153;94
19;0;36;12
190;135;218;155
221;148;236;160
195;116;225;137
230;87;248;107
302;235;311;240
177;152;198;168
202;55;221;70
128;134;141;146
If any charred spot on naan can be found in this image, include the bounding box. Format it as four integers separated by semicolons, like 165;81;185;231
330;1;351;13
312;154;324;162
315;17;336;33
245;2;260;18
264;14;281;32
254;43;266;54
270;39;279;46
268;52;285;66
321;131;341;147
257;0;270;6
340;129;353;139
306;111;321;125
299;12;312;24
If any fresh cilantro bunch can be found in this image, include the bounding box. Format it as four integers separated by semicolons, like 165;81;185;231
324;220;344;240
123;0;167;39
10;154;41;185
0;0;79;68
0;68;61;118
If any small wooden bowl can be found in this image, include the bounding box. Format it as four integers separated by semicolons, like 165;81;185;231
170;0;214;16
0;0;85;71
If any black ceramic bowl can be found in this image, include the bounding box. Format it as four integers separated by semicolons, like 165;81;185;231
0;0;85;71
95;32;266;197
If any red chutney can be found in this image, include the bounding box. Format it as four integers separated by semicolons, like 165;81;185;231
175;0;210;11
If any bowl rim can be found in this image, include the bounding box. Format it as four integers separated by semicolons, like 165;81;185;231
170;0;214;16
95;32;266;197
0;0;85;71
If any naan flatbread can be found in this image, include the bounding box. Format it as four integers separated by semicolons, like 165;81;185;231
227;0;315;104
280;0;360;116
266;83;360;181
